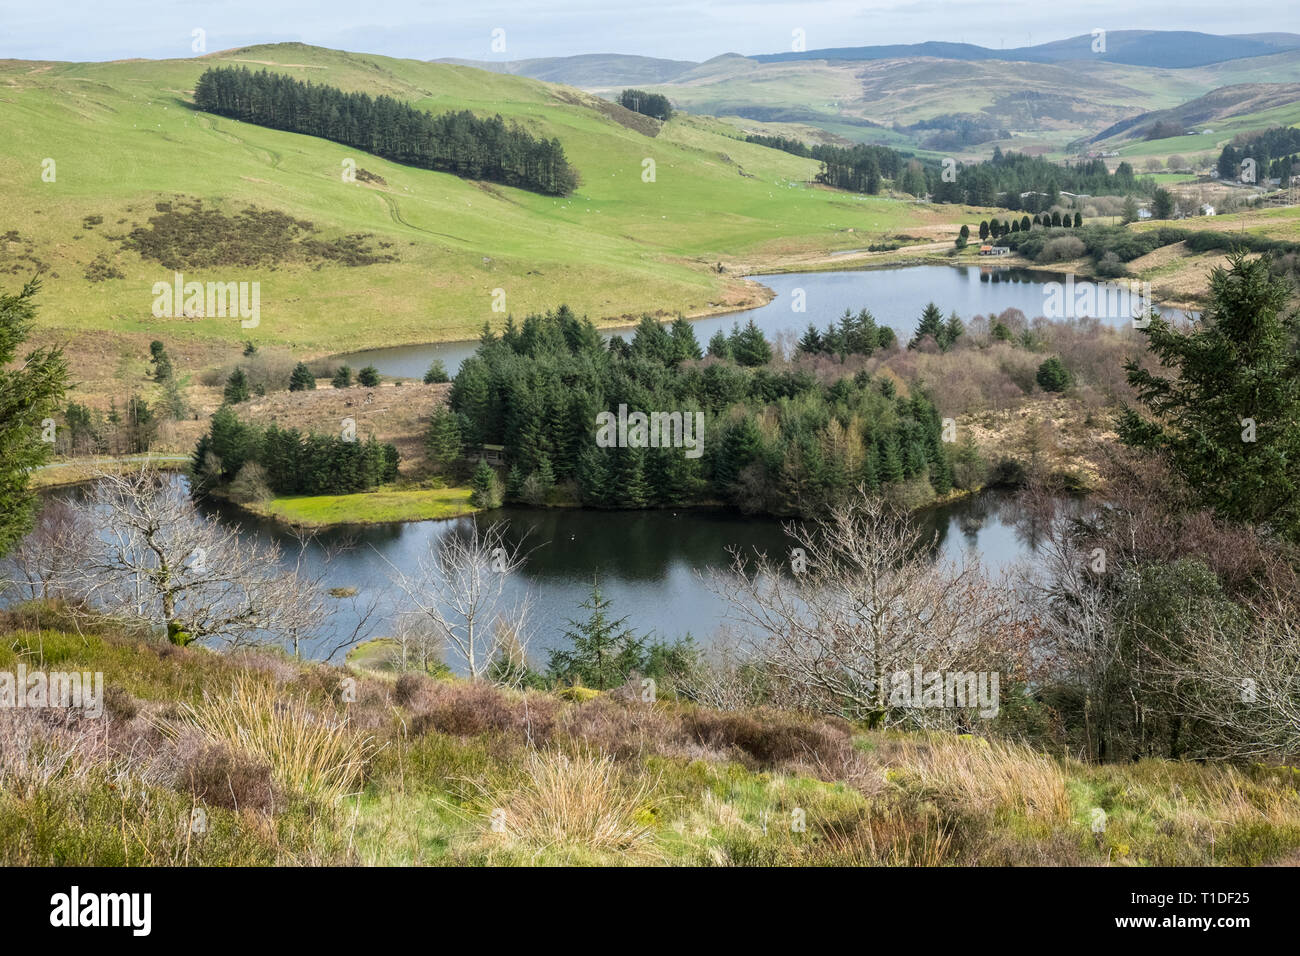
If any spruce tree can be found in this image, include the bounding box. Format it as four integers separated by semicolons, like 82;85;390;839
1118;253;1300;536
669;315;703;362
798;323;823;354
706;329;731;360
910;302;946;349
289;362;316;392
546;579;646;690
0;280;68;556
730;319;772;367
223;368;250;405
469;459;501;509
425;406;463;475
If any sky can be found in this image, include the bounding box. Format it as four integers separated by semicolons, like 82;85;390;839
1;0;1296;63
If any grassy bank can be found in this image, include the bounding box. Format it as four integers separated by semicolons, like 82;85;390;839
242;484;477;528
3;606;1297;867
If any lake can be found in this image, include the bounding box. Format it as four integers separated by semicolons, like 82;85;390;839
186;487;1049;663
23;263;1110;667
334;263;1194;379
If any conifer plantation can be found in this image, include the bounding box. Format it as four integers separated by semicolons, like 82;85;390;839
194;66;579;196
448;306;953;514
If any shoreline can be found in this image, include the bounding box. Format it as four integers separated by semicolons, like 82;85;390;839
321;252;1208;368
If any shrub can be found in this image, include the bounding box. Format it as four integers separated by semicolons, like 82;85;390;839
226;461;272;503
179;742;279;812
1036;236;1085;264
1036;357;1071;392
357;365;380;387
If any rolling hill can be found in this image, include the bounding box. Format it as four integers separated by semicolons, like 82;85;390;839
451;33;1300;157
753;31;1300;68
0;42;981;380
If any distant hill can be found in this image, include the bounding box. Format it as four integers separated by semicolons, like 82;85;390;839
441;32;1300;157
435;53;697;87
1091;83;1300;143
449;32;1300;88
754;31;1300;69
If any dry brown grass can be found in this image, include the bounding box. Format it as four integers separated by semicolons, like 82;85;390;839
162;675;378;803
474;749;661;858
876;735;1072;824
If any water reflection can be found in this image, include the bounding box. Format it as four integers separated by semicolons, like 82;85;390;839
27;480;1055;664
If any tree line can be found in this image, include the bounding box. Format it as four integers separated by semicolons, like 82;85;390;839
194;66;578;196
438;306;959;515
193;406;399;499
747;134;1152;206
1217;127;1300;183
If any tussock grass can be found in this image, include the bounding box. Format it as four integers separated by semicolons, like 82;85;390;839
880;735;1073;824
165;676;377;803
472;749;661;859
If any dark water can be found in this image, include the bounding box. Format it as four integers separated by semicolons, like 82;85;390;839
28;478;1050;665
188;488;1048;662
335;264;1194;379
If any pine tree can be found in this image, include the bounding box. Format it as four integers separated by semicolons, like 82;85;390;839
546;579;646;690
505;463;524;501
357;365;381;387
425;406;463;475
910;302;946;349
469;459;502;509
331;365;352;389
706;329;731;360
877;433;904;484
939;312;965;351
797;323;823;354
730;319;772;367
1036;357;1070;392
669;315;703;362
423;360;450;384
289;362;316;392
223;368;250;405
149;340;173;382
1118;253;1300;536
0;280;68;555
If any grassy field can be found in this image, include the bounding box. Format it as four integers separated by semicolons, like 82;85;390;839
0;42;986;379
248;484;476;527
3;607;1298;867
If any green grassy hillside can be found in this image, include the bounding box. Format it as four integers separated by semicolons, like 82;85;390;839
0;43;979;364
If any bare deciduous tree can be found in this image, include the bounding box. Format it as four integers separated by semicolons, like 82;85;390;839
2;495;95;601
705;493;1017;727
388;520;532;680
1137;588;1300;762
69;467;318;647
1018;494;1121;761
